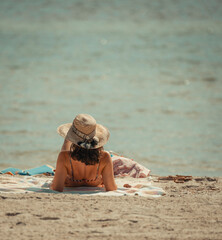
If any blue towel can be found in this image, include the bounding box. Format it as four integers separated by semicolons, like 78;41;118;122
0;167;22;175
0;165;54;176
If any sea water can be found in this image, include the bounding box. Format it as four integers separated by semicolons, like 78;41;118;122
0;0;222;176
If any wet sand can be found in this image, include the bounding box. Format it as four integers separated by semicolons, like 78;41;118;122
0;176;221;240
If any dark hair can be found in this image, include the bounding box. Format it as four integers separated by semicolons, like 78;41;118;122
70;143;103;165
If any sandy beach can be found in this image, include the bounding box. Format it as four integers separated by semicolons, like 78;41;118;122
0;1;221;239
0;176;221;240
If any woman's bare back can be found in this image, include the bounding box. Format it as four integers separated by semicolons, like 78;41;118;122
64;152;104;187
51;150;117;191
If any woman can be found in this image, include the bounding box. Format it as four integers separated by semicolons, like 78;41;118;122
51;114;117;192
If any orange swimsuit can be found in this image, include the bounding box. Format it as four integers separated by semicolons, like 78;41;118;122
67;156;102;186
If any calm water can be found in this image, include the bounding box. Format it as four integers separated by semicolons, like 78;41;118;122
0;0;222;176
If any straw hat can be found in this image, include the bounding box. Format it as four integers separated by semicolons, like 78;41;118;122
57;114;110;149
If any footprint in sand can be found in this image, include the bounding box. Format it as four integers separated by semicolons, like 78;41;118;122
6;212;21;216
39;217;60;220
16;222;26;226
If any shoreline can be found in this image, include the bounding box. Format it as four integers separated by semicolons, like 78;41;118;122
0;176;221;239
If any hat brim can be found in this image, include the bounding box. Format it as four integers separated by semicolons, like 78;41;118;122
57;123;110;149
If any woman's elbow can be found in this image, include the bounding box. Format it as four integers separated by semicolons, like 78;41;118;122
105;184;117;192
50;184;64;192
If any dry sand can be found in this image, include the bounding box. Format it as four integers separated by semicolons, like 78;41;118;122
0;176;221;240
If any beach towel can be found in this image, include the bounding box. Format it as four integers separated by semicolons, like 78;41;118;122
0;175;165;197
0;153;150;178
0;165;54;176
0;152;155;196
111;154;150;177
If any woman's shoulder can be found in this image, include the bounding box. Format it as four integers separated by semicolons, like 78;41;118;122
100;151;112;164
57;151;70;166
58;150;70;158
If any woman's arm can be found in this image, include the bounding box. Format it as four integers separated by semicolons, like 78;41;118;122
102;152;117;191
61;139;72;151
50;152;68;192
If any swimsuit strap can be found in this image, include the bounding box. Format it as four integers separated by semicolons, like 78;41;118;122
95;159;100;179
69;154;75;181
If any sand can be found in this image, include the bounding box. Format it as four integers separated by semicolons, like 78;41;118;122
0;176;221;240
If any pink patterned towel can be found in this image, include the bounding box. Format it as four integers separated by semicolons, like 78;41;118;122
111;153;150;178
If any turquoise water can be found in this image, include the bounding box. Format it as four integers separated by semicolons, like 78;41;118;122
0;0;222;176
